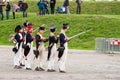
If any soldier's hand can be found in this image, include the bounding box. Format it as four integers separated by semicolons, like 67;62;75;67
57;35;60;39
22;37;25;41
32;36;35;40
42;37;45;40
66;37;70;42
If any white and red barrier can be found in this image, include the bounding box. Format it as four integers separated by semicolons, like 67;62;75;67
95;38;120;53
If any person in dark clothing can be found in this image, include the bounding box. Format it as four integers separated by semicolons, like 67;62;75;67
63;0;69;14
76;0;82;14
50;0;56;14
6;2;11;19
37;0;45;15
22;0;28;17
18;0;23;12
44;0;49;14
12;2;16;19
0;1;5;20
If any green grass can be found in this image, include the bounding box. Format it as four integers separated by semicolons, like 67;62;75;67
1;1;120;50
2;1;120;14
27;1;120;15
0;13;120;50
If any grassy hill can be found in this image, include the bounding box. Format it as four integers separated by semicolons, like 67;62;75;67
27;1;120;15
0;13;120;50
2;1;120;14
0;1;120;50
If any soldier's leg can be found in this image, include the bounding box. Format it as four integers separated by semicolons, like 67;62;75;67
20;48;25;66
14;46;22;69
47;59;52;71
39;50;44;68
51;46;56;70
24;48;33;70
14;52;20;66
59;49;68;72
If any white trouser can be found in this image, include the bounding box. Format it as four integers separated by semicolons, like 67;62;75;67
24;43;33;69
48;44;57;70
20;47;25;65
14;43;22;66
35;43;45;68
59;43;68;71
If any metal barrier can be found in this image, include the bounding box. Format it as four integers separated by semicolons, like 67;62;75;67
95;38;120;53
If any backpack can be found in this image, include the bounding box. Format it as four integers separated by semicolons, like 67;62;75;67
57;6;65;13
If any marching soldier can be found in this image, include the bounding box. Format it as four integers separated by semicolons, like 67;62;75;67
19;20;29;67
58;23;69;73
23;23;34;70
35;26;48;71
47;26;58;72
13;25;24;69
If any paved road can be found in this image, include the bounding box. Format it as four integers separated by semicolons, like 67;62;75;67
0;46;120;80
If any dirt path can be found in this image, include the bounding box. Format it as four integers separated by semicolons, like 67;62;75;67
0;46;120;80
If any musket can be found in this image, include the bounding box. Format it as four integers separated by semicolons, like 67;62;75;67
33;28;48;33
69;29;92;41
32;24;45;32
32;24;48;33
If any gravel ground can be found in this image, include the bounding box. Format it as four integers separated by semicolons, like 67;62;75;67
0;46;120;80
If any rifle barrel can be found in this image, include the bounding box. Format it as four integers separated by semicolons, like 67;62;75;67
33;24;46;33
69;29;92;40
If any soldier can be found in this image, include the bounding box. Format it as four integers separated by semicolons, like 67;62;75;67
35;26;48;71
58;23;69;73
19;20;29;67
47;26;58;72
13;25;24;69
24;23;34;70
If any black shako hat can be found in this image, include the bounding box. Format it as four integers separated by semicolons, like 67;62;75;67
15;25;22;32
62;23;69;29
23;20;29;27
28;23;32;26
23;22;27;27
23;22;32;27
50;25;56;32
39;26;45;30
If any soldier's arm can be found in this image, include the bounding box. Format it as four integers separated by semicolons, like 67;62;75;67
15;34;23;43
60;33;66;46
26;34;34;43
